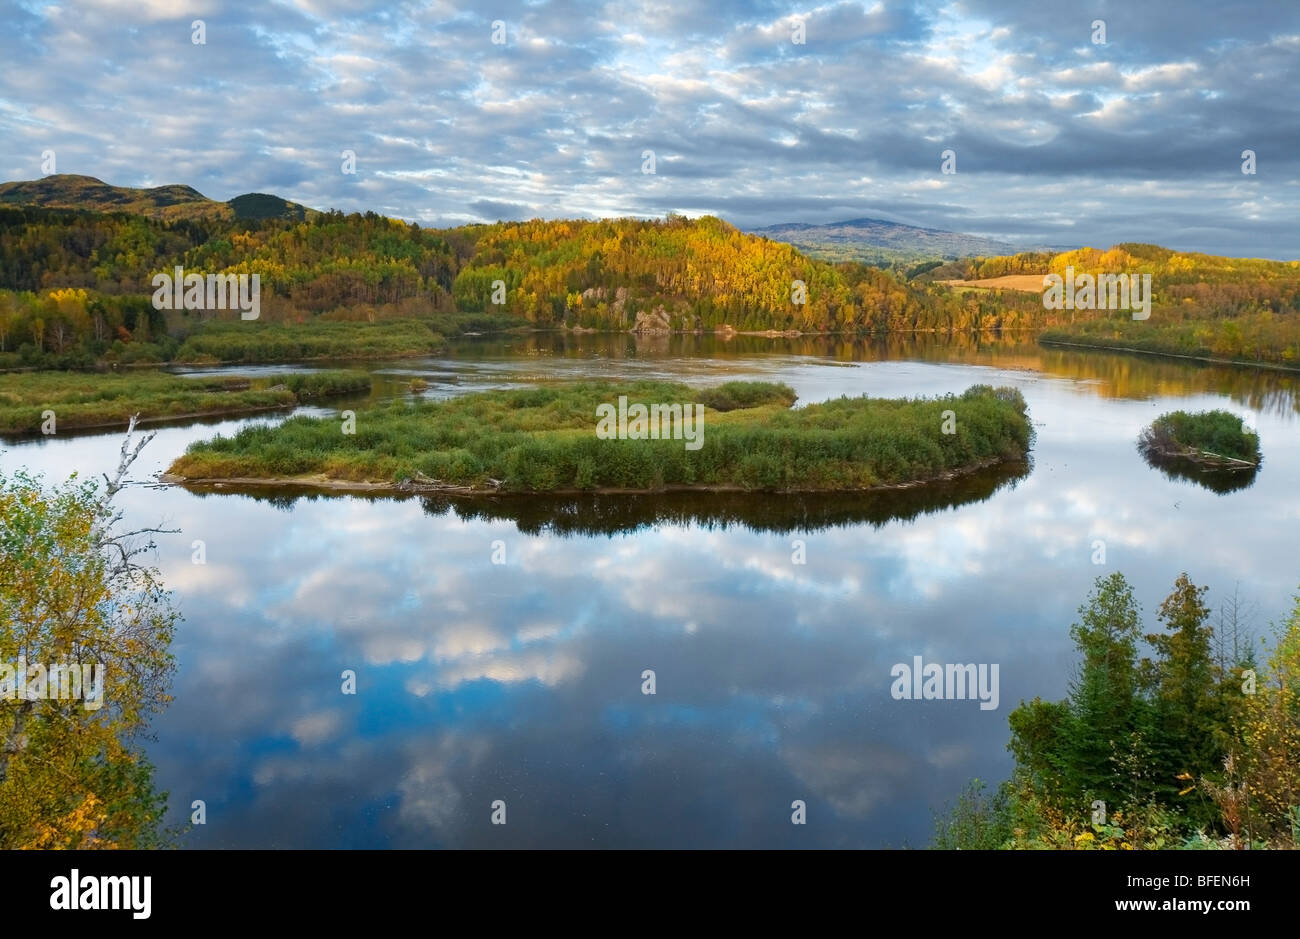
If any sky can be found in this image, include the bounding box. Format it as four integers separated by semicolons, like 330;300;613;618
1;0;1297;256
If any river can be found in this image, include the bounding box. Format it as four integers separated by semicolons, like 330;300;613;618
3;333;1297;847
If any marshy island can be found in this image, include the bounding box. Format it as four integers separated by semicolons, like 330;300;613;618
162;380;1032;495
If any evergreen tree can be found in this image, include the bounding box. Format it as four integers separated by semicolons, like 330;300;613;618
1142;573;1226;821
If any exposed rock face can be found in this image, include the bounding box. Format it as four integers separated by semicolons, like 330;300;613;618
631;307;673;334
573;289;706;333
580;286;630;318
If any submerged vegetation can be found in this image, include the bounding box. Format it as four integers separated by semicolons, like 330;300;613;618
167;381;1031;493
0;369;370;434
936;573;1300;850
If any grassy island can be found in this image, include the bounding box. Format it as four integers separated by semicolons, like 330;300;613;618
165;380;1032;494
171;319;446;365
1138;409;1261;468
0;370;370;434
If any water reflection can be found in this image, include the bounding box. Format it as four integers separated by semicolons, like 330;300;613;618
181;460;1031;536
1138;450;1261;494
4;337;1300;848
164;331;1300;424
436;331;1300;420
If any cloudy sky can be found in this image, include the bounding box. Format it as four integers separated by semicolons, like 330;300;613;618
1;0;1297;256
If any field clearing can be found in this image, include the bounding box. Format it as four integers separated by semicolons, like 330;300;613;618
939;274;1046;292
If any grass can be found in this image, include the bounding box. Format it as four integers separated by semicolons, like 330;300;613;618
167;380;1032;493
173;319;445;364
277;372;371;399
1138;409;1261;466
0;370;370;434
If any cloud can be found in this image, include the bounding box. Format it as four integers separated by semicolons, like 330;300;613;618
467;198;535;221
1;0;1295;254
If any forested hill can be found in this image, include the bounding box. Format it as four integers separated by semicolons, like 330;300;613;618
442;214;1018;332
929;245;1300;365
0;203;1047;361
0;175;312;222
927;244;1300;285
6;181;1298;371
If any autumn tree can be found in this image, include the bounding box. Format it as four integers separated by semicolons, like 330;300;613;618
0;417;178;847
1231;593;1300;844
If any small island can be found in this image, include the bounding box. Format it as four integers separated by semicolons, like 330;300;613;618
164;381;1032;494
1138;409;1261;469
0;370;370;434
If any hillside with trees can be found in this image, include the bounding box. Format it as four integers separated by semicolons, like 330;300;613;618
932;244;1300;366
0;174;312;223
0;200;1047;368
1;178;1297;370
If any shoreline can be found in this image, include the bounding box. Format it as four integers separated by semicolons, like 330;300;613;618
1037;338;1300;374
158;455;1016;497
0;326;1053;375
26;326;1298;380
0;349;444;375
0;402;299;436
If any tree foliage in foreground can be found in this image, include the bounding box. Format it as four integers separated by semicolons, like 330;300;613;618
937;572;1300;849
0;422;177;847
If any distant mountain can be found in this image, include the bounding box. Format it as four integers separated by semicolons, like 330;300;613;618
749;217;1045;265
0;174;313;222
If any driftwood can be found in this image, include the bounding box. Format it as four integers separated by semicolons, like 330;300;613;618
1190;450;1258;468
1138;421;1259;471
394;472;504;494
1143;443;1258;470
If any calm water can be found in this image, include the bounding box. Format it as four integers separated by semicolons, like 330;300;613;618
4;334;1298;848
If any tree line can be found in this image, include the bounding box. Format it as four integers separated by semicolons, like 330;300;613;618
5;204;1298;370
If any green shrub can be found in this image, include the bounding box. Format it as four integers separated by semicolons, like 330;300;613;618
1139;409;1260;464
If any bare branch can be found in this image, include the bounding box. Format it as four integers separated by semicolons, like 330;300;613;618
102;414;157;502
